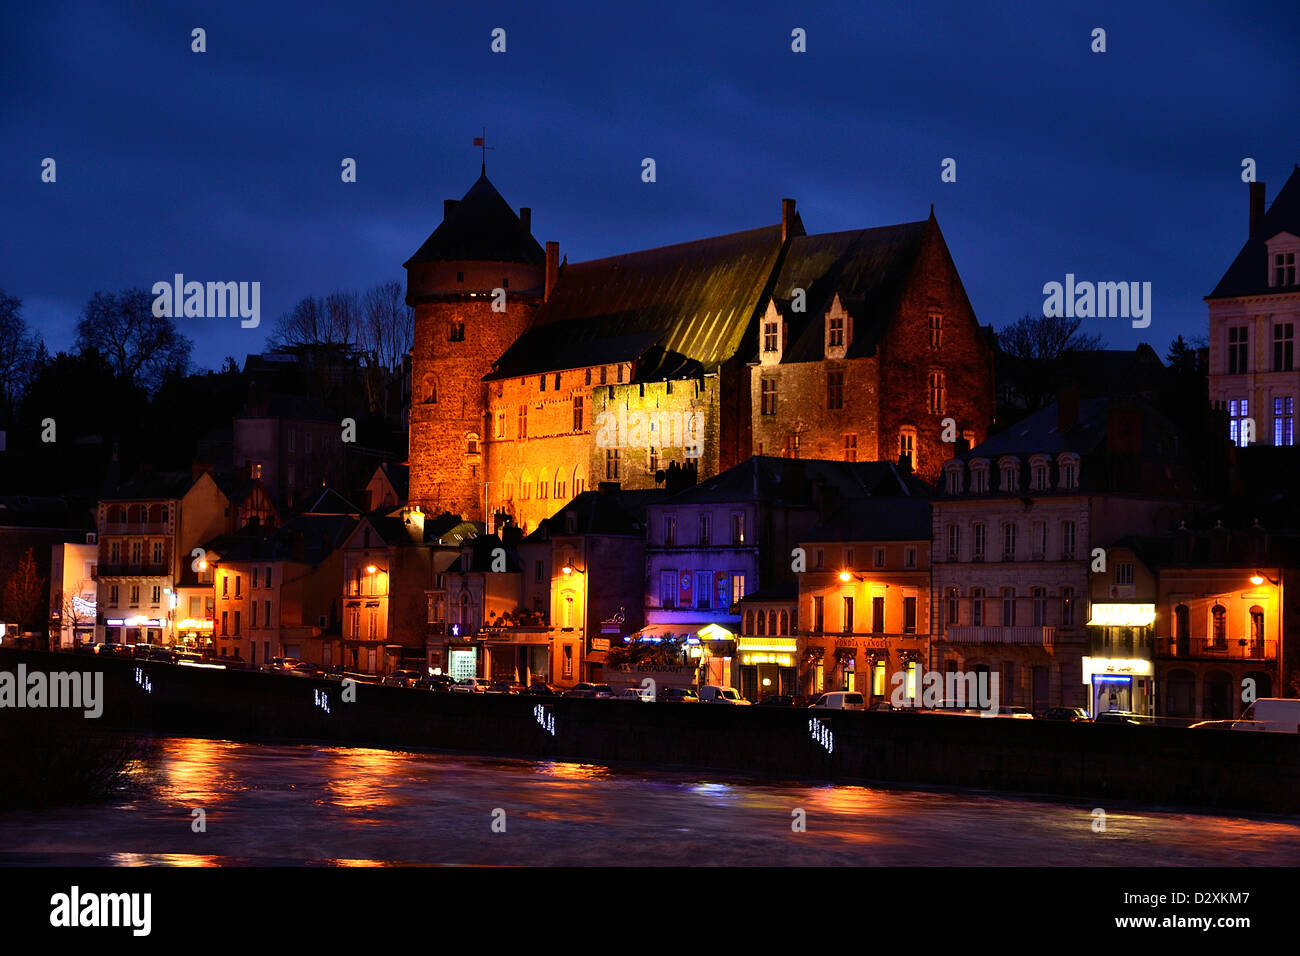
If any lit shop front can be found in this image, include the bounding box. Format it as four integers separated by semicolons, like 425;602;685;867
174;618;215;651
1084;603;1156;716
736;637;798;700
104;616;165;646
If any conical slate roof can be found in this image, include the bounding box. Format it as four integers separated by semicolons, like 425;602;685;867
404;172;545;267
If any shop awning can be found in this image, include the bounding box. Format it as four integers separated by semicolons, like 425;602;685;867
584;650;608;664
1087;604;1156;626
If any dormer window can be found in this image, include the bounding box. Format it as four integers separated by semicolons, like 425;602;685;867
763;320;779;352
1275;251;1297;287
759;301;784;366
970;460;990;494
944;462;964;495
1056;453;1080;490
998;457;1020;492
1266;233;1300;287
1029;455;1051;491
824;294;850;360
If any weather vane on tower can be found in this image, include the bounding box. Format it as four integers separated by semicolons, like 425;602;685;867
473;128;494;175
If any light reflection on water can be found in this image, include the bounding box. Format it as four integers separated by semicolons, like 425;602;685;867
1;736;1298;866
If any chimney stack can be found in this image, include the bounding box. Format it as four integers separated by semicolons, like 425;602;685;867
1249;182;1266;237
1058;385;1080;433
545;241;560;302
519;207;531;235
781;198;796;242
443;198;459;220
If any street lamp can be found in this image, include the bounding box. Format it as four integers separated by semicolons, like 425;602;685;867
561;562;585;576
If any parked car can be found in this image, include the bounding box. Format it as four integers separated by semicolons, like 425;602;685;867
173;649;205;666
146;647;177;663
1040;706;1090;722
98;642;132;657
809;691;866;711
758;695;800;707
564;682;614;698
994;706;1034;719
486;681;523;695
286;661;323;678
263;657;303;673
521;682;558;696
867;700;896;712
452;677;492;694
658;686;700;703
381;670;421;687
618;686;655;702
415;674;457;692
1093;710;1155;726
699;685;751;705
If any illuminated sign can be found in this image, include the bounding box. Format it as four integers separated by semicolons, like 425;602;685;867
1087;604;1156;627
736;638;799;654
176;619;214;631
741;653;795;666
1081;656;1154;682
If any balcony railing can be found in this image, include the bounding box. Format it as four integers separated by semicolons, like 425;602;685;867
94;563;169;577
942;625;1056;645
1158;637;1277;661
100;521;170;534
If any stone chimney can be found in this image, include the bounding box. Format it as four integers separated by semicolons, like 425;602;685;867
444;199;459;220
519;207;531;235
781;198;797;242
403;505;425;543
1250;182;1266;237
545;241;560;302
1058;385;1080;433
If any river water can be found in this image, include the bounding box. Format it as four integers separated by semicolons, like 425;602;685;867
1;737;1298;865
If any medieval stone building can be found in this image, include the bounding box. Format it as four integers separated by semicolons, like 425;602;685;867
405;169;994;531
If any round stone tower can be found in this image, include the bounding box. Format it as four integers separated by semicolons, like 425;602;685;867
405;169;546;521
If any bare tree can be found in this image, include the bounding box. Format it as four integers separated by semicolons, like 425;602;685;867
270;282;412;413
75;289;193;390
2;548;47;633
998;313;1105;362
0;291;38;417
360;281;413;412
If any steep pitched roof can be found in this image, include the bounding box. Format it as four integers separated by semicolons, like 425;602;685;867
404;173;545;267
527;488;664;540
800;496;932;542
659;455;922;507
1209;165;1300;299
488;223;792;380
770;221;930;362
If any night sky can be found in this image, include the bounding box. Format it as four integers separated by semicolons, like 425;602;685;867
3;0;1298;370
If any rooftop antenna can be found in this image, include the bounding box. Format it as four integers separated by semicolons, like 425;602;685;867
473;128;495;175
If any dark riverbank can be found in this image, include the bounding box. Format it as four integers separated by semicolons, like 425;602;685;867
4;648;1297;814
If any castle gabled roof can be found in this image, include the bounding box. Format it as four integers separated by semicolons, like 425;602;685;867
770;221;930;363
488;222;793;380
1209;165;1300;299
404;173;545;267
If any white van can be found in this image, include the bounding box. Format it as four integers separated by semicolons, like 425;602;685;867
1232;699;1300;733
699;685;751;705
809;691;866;711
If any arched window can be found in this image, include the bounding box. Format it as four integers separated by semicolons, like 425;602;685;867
744;610;754;635
1250;606;1265;647
466;433;480;456
1174;604;1189;638
1211;604;1226;646
768;610;778;635
779;610;789;635
757;611;766;636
